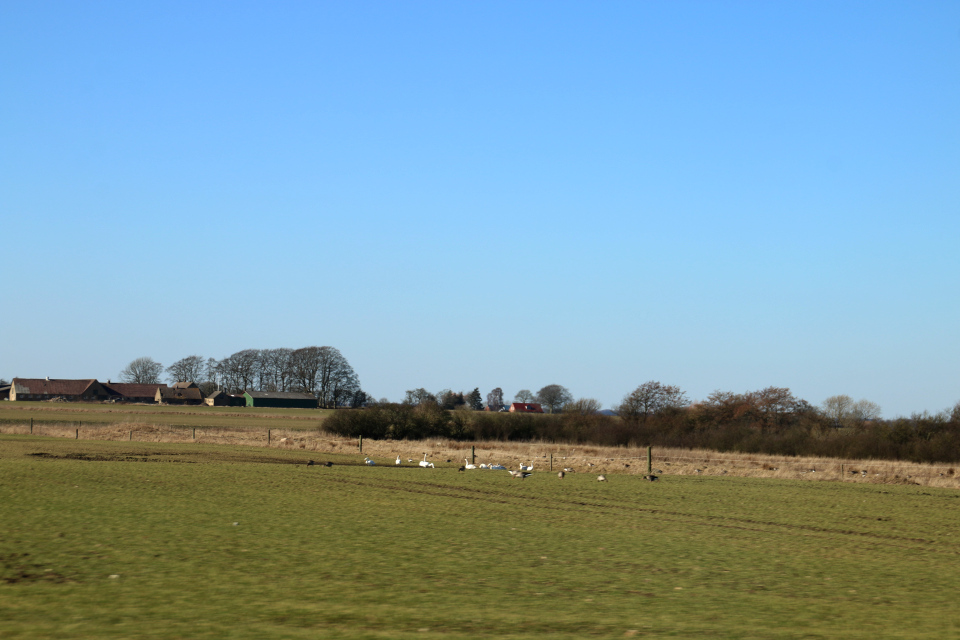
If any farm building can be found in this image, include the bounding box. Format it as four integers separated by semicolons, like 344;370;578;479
204;390;245;407
508;402;544;413
244;390;318;409
103;382;167;403
156;386;204;405
9;378;111;402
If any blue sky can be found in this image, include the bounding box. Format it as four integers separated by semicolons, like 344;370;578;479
2;1;958;417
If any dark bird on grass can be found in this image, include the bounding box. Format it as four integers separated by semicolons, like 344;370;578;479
644;475;659;482
323;461;333;467
558;471;565;479
458;465;466;472
508;470;531;479
307;460;315;466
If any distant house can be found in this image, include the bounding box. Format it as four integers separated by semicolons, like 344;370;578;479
103;382;167;403
10;378;111;402
0;384;10;400
244;390;318;409
509;402;544;413
156;386;204;405
204;390;245;407
171;381;200;390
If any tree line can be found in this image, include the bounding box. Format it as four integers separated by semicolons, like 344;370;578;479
118;347;362;408
324;380;960;465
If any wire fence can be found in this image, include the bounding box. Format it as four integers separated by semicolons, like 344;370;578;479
2;422;957;487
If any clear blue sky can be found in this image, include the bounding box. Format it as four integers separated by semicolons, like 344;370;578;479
2;1;958;417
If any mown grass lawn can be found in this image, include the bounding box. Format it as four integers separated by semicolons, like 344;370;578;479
1;435;958;639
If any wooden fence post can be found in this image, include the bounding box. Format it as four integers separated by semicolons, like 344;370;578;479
841;464;844;480
550;453;553;471
359;435;362;453
193;428;196;440
75;428;79;440
647;446;652;475
129;430;132;441
471;445;475;465
30;418;33;434
268;429;271;444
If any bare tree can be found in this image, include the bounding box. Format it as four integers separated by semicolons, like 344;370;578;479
850;399;882;429
120;357;163;384
486;387;504;411
821;395;854;429
536;384;573;413
618;381;688;423
166;355;205;384
404;388;437;406
564;398;602;415
514;389;534;403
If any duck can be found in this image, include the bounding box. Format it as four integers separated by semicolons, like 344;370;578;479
464;458;477;470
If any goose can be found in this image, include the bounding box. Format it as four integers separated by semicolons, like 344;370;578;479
558;471;565;479
464;458;477;470
396;455;402;465
597;475;607;482
508;470;531;479
520;462;534;471
307;460;315;466
418;454;434;468
323;461;333;467
644;474;659;481
364;457;376;466
562;467;574;473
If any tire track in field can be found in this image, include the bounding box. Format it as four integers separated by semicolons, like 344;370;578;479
320;475;956;554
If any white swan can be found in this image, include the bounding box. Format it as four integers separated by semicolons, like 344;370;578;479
520;462;534;471
395;455;401;465
489;463;506;470
419;454;434;468
364;457;375;466
464;458;477;470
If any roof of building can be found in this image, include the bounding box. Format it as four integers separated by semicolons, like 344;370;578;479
244;390;316;401
509;402;545;413
12;378;101;396
159;387;204;401
171;381;199;390
104;382;167;398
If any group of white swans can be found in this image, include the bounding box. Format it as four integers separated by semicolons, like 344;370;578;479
363;454;529;473
462;458;511;471
361;455;613;482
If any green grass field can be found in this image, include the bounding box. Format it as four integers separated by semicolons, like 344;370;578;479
0;402;332;431
1;435;959;639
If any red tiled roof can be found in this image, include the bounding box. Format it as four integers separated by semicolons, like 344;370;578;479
104;382;167;398
509;402;544;413
12;378;99;396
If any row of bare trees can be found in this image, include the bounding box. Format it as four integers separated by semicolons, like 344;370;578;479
120;347;361;408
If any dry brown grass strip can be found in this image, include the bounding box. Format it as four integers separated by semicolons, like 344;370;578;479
2;423;957;488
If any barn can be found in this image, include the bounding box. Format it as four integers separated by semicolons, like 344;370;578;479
9;378;110;402
243;390;318;409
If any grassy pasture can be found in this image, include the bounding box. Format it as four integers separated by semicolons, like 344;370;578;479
0;402;332;431
1;435;959;639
